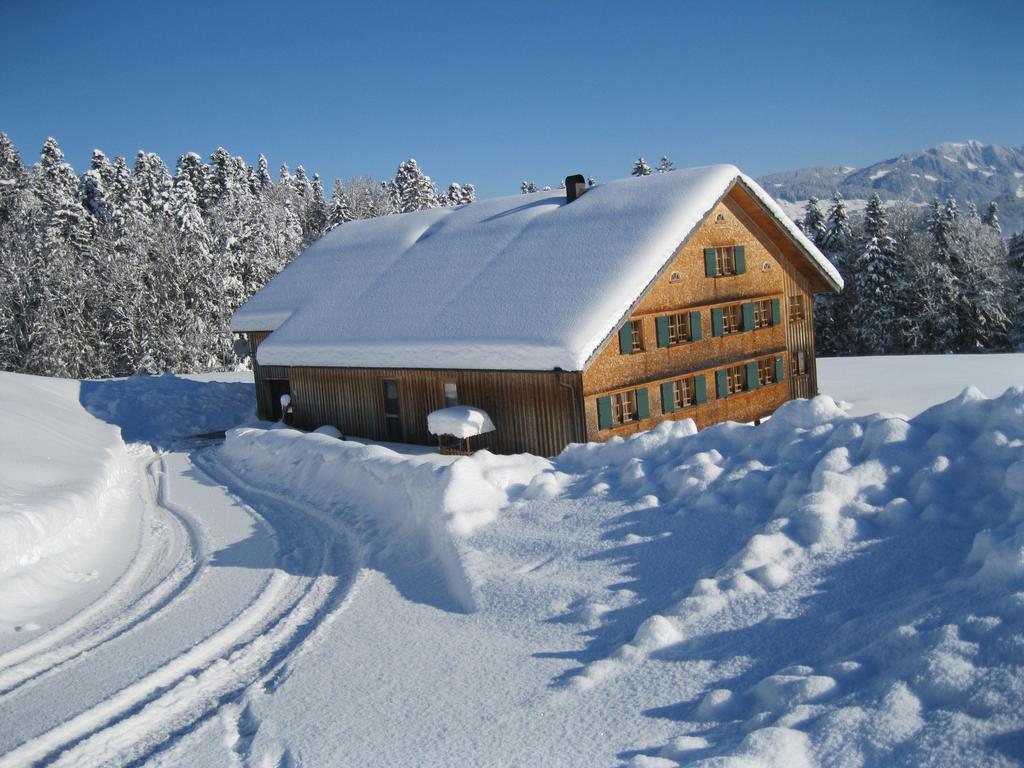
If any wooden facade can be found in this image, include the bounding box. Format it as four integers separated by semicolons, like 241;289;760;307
579;185;823;442
245;181;835;457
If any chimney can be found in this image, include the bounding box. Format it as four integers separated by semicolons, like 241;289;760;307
564;174;586;203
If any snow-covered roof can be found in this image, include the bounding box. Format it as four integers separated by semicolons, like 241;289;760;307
427;406;496;439
232;166;842;371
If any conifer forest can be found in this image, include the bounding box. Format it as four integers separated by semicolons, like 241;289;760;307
0;134;474;378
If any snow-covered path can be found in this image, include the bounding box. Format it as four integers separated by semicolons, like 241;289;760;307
0;441;360;767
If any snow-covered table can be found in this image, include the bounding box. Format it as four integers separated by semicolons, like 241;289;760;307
427;406;495;454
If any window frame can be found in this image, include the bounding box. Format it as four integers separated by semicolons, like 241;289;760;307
752;299;772;329
629;319;644;353
673;377;695;409
721;304;742;335
757;357;776;386
442;381;458;408
788;294;805;322
726;364;747;395
666;313;691;345
611;390;638;425
715;246;738;276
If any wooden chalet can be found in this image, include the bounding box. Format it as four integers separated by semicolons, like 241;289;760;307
231;166;843;457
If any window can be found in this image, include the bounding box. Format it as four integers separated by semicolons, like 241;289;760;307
667;313;691;345
716;213;727;222
443;382;458;408
618;319;645;354
725;364;747;395
669;271;682;282
629;320;644;353
382;379;402;441
722;304;742;335
612;390;637;425
598;387;651;429
788;295;805;321
752;299;772;329
673;377;695;409
715;246;737;276
793;351;807;376
757;357;776;386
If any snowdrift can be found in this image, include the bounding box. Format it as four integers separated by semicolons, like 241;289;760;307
0;373;128;575
217;425;547;612
218;385;1024;765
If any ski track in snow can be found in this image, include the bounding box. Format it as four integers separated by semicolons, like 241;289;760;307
0;449;199;697
0;447;363;768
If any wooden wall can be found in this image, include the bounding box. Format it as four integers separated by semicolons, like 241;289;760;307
288;366;583;458
580;184;827;442
247;331;291;420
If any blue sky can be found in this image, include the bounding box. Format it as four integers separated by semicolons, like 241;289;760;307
2;0;1021;198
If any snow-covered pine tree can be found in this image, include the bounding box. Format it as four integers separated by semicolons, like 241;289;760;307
920;197;961;352
801;197;826;246
327;178;353;229
631;156;652;176
822;192;852;253
133;151;172;218
982;202;1000;233
438;182;465;207
25;138;96;376
256;154;273;191
305;173;328;244
849;194;901;354
1009;233;1024;348
656;156;675;173
393;159;438;213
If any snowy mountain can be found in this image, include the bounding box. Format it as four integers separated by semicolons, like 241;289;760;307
759;140;1024;234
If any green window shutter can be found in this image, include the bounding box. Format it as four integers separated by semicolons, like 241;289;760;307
694;374;707;404
690;311;703;341
715;369;728;399
741;302;755;332
618;323;633;354
771;298;781;326
704;247;717;277
711;307;724;337
656;316;670;348
661;381;676;413
597;396;613;430
635;388;650;419
746;361;759;390
775;355;785;383
734;245;746;274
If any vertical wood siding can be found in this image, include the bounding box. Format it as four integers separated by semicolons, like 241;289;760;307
288;367;583;458
247;331;290;420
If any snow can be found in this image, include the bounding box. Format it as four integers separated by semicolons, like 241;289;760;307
232;167;841;371
869;168;892;180
427;405;495;438
3;353;1024;766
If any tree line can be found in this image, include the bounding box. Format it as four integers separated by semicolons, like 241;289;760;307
801;192;1020;355
0;135;474;378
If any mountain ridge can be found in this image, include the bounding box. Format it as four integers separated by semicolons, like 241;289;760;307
758;140;1024;234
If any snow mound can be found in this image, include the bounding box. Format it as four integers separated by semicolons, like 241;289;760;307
427;406;495;438
0;373;128;575
216;427;548;611
79;372;254;449
548;388;1024;764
